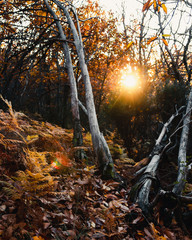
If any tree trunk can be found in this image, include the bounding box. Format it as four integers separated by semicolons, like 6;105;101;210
132;107;184;214
173;88;192;195
51;0;117;179
44;0;84;159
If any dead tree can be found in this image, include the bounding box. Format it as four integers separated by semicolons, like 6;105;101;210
131;106;185;214
44;0;119;179
44;0;84;159
131;88;192;233
173;89;192;195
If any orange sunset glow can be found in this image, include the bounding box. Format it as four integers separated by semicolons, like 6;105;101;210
121;74;138;89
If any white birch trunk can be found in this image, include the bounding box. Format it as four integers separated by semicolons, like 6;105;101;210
137;110;182;211
49;0;116;177
44;0;83;151
173;89;192;195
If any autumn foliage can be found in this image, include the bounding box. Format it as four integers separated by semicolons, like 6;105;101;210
0;97;189;239
0;0;192;239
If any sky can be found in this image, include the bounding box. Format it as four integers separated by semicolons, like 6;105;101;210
98;0;142;18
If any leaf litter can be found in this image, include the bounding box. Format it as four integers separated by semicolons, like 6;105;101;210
0;104;188;239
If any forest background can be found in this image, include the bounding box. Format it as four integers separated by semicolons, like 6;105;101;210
1;0;191;159
0;0;192;239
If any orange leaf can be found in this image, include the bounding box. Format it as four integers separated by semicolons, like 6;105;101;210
147;36;157;45
127;41;134;49
33;237;44;240
153;0;157;10
148;1;153;9
162;38;168;46
187;204;192;210
161;3;167;14
142;0;151;12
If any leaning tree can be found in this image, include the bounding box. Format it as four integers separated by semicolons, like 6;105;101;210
0;0;125;179
43;0;121;179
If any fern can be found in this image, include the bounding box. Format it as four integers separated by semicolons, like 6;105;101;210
0;169;54;201
14;170;54;195
0;178;23;200
0;95;20;129
0;149;55;201
24;149;51;173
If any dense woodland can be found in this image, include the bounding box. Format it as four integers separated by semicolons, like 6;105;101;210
0;0;192;239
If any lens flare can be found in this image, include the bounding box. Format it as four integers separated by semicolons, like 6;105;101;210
121;74;138;89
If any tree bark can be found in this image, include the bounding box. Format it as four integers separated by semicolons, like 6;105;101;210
173;88;192;195
132;107;184;214
44;0;84;159
50;0;117;178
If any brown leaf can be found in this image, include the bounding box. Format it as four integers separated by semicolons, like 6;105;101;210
104;193;118;200
77;178;89;185
43;222;51;229
132;216;143;224
92;231;106;238
0;205;6;211
134;157;149;170
142;0;151;12
164;229;176;240
2;214;16;225
5;225;13;238
13;222;26;229
144;227;153;238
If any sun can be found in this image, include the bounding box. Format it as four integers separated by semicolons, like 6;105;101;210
121;74;138;89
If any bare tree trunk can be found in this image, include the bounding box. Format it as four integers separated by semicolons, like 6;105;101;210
50;0;117;179
44;0;84;159
173;89;192;195
132;107;184;214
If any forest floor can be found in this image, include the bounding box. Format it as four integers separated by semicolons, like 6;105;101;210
0;104;191;239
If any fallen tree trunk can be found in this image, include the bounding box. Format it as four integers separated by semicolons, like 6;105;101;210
173;88;192;195
131;106;185;214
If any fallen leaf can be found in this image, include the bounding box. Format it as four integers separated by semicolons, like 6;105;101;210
33;237;44;240
66;229;77;239
0;205;6;211
77;178;89;185
43;222;51;229
144;227;153;238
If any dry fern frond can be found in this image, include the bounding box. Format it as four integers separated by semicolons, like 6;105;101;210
14;170;54;196
0;95;20;129
0;169;54;201
23;149;52;173
0;179;23;200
